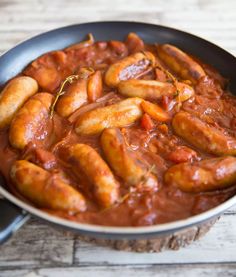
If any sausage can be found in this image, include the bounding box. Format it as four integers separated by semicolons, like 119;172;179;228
0;76;38;129
101;128;158;191
104;51;155;87
10;160;86;212
157;44;206;84
68;143;120;208
165;156;236;192
172;111;236;155
75;97;143;135
118;79;194;102
56;79;88;117
9;93;54;150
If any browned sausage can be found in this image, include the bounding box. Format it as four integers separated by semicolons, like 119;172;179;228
9;93;54;149
105;51;155;87
165;156;236;192
11;160;86;212
118;79;194;102
172;112;236;155
56;79;88;117
0;76;38;128
101;128;158;191
157;44;206;84
75;97;143;135
68;143;120;208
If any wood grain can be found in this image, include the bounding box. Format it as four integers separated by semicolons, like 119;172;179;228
1;264;236;277
0;215;236;270
0;0;235;55
0;0;236;276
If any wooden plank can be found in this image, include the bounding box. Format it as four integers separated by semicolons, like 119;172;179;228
0;213;236;269
0;13;234;55
1;264;236;277
0;219;74;268
1;0;236;12
0;0;235;57
224;205;236;214
0;13;235;30
0;1;235;26
0;1;234;15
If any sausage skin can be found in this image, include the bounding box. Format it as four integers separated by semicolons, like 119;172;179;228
9;93;54;149
68;143;120;208
105;51;155;87
157;44;206;84
11;160;86;212
101;128;158;191
0;76;38;128
165;156;236;192
56;79;88;117
118;79;194;102
172;112;236;156
75;97;143;135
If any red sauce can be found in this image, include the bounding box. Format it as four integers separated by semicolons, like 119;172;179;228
1;34;236;227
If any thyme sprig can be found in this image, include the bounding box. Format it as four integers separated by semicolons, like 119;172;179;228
50;68;94;118
155;65;177;84
155;64;180;98
141;50;155;67
100;164;156;213
100;191;132;214
140;164;156;183
141;51;180;97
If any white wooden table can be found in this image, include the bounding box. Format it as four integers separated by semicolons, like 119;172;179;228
0;0;236;276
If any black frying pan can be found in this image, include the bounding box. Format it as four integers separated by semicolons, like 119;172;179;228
0;21;236;244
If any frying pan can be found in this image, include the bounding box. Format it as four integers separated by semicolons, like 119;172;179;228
0;21;236;247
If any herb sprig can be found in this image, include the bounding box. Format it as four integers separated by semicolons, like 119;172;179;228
50;68;94;118
100;164;156;213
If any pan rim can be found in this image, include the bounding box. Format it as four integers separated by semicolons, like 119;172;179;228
0;20;235;61
1;184;235;236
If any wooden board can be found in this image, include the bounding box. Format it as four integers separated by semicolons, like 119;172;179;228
0;0;236;276
1;264;236;277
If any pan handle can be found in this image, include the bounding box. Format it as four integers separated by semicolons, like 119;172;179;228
0;198;30;244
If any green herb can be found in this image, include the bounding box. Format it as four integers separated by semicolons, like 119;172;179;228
50;75;79;118
140;164;156;185
173;89;180;97
99;192;131;213
155;65;181;100
50;68;95;118
141;50;155;67
100;164;156;213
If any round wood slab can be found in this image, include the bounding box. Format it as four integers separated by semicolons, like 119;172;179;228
77;217;218;252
